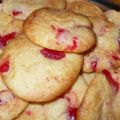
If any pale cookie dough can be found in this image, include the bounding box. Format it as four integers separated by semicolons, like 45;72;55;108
66;1;106;19
0;75;28;120
2;0;66;20
77;73;115;120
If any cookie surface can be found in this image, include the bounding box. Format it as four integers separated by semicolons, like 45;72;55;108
102;70;120;120
105;10;120;29
2;0;66;20
83;18;120;72
15;104;45;120
23;8;96;53
77;73;115;120
0;11;23;53
0;34;83;102
16;74;88;120
0;75;28;120
66;1;106;18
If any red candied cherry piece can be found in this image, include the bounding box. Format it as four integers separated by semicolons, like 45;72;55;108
51;25;65;39
12;10;22;16
0;60;9;73
25;110;32;116
67;107;78;120
102;69;119;94
0;32;16;48
91;59;98;72
40;48;65;60
67;36;78;51
112;55;120;61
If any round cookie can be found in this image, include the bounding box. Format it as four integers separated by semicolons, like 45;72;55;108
66;1;106;19
2;0;66;20
105;10;120;29
16;74;88;120
0;11;23;53
15;104;45;120
0;34;83;102
83;17;120;72
23;8;96;53
77;73;115;120
0;75;28;120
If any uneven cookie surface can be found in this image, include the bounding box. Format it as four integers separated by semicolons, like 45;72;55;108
77;73;115;120
15;74;89;120
2;0;66;20
83;18;120;72
0;75;28;120
23;8;96;53
105;10;120;29
0;11;23;53
15;104;45;120
66;1;106;18
0;34;83;102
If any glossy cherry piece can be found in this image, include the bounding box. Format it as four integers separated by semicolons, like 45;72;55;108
102;69;119;94
0;60;9;73
67;107;78;120
40;48;65;60
12;10;22;16
0;32;16;48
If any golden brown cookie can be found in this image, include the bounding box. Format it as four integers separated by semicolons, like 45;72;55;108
66;1;106;18
2;0;66;20
0;34;83;102
23;8;96;53
15;104;45;120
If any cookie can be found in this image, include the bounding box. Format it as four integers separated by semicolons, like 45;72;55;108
16;74;88;120
15;104;45;120
83;18;120;72
105;10;120;29
23;8;96;53
102;69;120;120
0;34;83;102
0;75;28;120
77;73;115;120
66;1;106;19
0;11;23;53
2;0;66;20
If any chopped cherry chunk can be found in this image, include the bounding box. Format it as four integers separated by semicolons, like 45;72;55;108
91;59;98;72
0;32;16;48
112;55;120;61
40;48;65;60
102;69;119;94
12;10;22;16
0;60;9;73
67;107;78;120
67;36;78;50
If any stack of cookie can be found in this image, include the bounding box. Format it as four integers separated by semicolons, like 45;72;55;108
0;0;119;120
